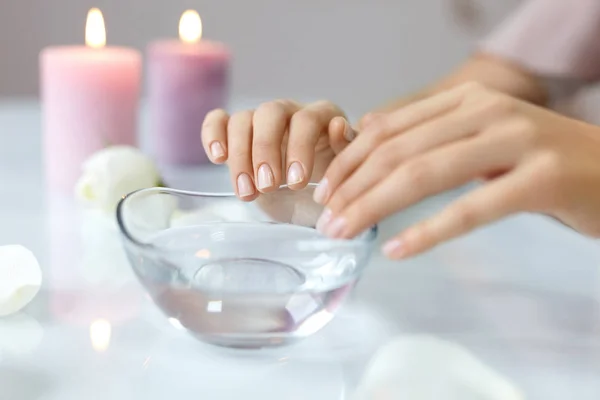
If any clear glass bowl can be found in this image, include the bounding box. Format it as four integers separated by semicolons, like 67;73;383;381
116;184;377;349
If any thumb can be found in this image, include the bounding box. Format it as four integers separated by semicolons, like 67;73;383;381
328;116;358;154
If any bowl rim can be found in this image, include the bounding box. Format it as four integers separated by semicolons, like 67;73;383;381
116;184;378;251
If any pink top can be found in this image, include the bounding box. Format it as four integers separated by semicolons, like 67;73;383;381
482;0;600;81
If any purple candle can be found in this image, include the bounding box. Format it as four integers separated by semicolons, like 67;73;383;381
147;10;231;165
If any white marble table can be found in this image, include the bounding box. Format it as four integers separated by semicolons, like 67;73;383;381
2;99;600;399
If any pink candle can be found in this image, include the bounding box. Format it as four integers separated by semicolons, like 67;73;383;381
148;10;230;165
40;8;141;192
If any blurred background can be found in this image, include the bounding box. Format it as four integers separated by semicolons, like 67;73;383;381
0;0;522;118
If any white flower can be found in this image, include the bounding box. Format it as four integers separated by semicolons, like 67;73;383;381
0;245;42;317
75;146;161;211
353;335;524;400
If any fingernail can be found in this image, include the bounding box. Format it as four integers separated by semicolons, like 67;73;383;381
313;178;329;204
382;239;405;258
210;141;225;159
316;208;332;232
257;164;274;190
325;217;346;238
287;162;304;185
237;173;255;197
343;121;357;141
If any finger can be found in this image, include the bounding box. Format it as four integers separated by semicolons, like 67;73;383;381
318;123;528;239
325;97;511;212
357;112;386;130
382;168;535;259
315;82;475;204
201;109;230;163
285;101;346;189
252;100;301;193
328;116;356;154
227;110;258;201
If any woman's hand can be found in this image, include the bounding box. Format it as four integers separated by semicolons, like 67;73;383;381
314;82;600;259
201;100;356;200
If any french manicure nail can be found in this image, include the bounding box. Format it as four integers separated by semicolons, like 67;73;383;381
313;178;329;204
382;239;405;258
287;162;304;185
316;208;333;232
237;173;255;197
325;217;346;238
210;141;225;159
257;164;274;190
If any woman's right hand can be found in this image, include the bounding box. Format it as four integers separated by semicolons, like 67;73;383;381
201;100;356;201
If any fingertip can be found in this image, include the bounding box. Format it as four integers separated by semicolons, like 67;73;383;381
312;177;329;204
381;238;407;259
286;161;308;190
329;116;346;136
208;141;227;164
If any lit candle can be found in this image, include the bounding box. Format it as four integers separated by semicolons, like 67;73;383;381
40;8;142;192
147;10;231;165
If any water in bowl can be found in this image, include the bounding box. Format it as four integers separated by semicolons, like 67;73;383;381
134;223;361;349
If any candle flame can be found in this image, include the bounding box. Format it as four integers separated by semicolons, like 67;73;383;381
179;10;202;44
86;8;106;48
90;319;111;352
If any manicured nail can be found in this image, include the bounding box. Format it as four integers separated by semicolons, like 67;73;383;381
316;208;332;232
313;178;329;204
325;217;346;238
257;164;274;190
210;141;225;159
382;239;405;258
287;162;304;185
343;121;357;141
237;173;255;197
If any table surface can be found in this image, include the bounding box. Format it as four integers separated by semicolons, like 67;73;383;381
2;99;600;399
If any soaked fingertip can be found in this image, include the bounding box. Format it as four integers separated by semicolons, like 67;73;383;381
236;173;256;199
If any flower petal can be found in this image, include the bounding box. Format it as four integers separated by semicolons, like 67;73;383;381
0;245;42;317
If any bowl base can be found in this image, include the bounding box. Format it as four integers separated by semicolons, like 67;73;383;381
193;257;307;293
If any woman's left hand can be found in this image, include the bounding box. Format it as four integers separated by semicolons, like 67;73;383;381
313;82;600;259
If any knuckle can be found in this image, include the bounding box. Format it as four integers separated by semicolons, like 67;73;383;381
252;136;276;151
539;150;565;180
255;101;286;120
535;151;567;194
311;99;336;110
479;94;515;116
291;109;321;129
371;144;399;170
509;116;538;143
329;185;352;210
451;203;480;233
229;146;250;159
228;110;253;128
359;112;383;129
365;116;392;139
402;159;430;187
329;152;352;176
292;108;319;122
459;81;487;96
203;108;227;127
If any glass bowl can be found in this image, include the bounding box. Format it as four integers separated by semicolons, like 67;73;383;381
116;184;377;349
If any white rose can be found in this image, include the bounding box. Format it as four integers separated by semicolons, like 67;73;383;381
75;146;162;211
353;335;524;400
0;245;42;317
